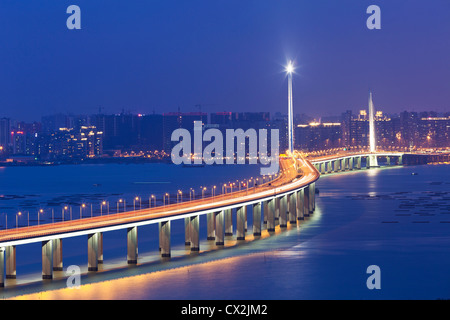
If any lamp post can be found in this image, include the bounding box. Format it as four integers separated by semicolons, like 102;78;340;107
62;206;68;222
16;212;21;229
164;193;170;206
81;203;86;219
149;195;156;208
38;209;44;226
117;199;123;213
202;187;207;199
133;197;141;211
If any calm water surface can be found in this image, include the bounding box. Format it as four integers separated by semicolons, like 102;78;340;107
2;163;450;300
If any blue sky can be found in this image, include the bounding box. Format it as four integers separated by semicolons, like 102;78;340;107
0;0;449;121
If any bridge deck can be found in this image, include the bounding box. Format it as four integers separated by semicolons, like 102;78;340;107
0;157;319;246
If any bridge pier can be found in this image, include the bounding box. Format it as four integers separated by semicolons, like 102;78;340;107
190;215;200;252
279;195;288;228
274;197;280;224
289;192;297;225
386;156;391;166
0;247;4;287
297;189;304;220
266;199;275;232
98;233;103;264
42;240;53;279
304;186;310;217
215;211;225;245
368;154;379;168
159;221;171;258
357;156;362;169
207;212;215;240
236;206;246;240
127;227;138;264
88;233;99;271
349;157;354;170
398;155;403;165
253;202;262;236
52;239;63;271
225;209;233;236
263;201;268;225
6;246;16;279
244;205;248;232
311;183;316;212
184;217;190;245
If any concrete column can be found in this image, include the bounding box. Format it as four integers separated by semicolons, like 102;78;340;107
349;157;354;170
327;161;332;173
253;202;262;236
0;247;4;287
5;246;16;279
207;212;215;240
52;238;63;271
127;226;138;264
266;199;275;232
88;233;99;271
244;205;248;232
190;215;200;252
321;163;325;174
98;232;103;264
386;156;391;166
275;197;280;224
159;221;171;258
398;155;403;165
309;184;315;213
279;195;287;228
236;206;246;240
297;189;304;220
263;201;268;225
289;192;297;224
184;217;190;245
304;186;310;217
225;209;233;236
215;211;225;245
311;183;316;212
357;156;362;169
42;240;53;279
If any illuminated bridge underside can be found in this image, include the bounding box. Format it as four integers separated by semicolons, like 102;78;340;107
310;152;405;173
0;156;319;286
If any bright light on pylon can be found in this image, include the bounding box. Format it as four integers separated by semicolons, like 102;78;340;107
286;61;294;74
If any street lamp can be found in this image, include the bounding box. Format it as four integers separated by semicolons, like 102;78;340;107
81;203;86;219
149;195;156;208
100;201;108;216
62;206;69;222
117;199;124;213
16;212;21;229
177;190;183;203
134;196;141;211
190;188;195;201
164;193;170;206
38;209;44;226
202;187;207;199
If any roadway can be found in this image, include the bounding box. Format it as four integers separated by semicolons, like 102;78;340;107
0;155;320;246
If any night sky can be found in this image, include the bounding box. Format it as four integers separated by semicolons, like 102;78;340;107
1;0;449;122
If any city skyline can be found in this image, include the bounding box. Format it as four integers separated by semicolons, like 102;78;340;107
1;1;450;121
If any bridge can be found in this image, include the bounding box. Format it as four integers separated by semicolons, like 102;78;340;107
309;152;404;173
0;155;320;287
